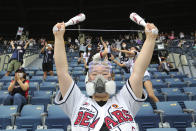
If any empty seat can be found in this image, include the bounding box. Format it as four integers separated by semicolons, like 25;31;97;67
77;82;85;91
45;105;70;130
79;75;86;82
148;68;158;73
153;72;170;79
183;87;196;100
151;79;167;88
0;76;14;83
161;88;188;101
165;78;187;88
135;102;160;131
149;64;159;68
186;127;196;131
113;69;121;74
31;91;53;110
39;82;57;91
31;76;43;83
35;129;64;131
0;105;18;129
0;90;9;104
116;81;124;91
29;82;39;94
169;72;187;78
45;76;58;83
183;78;196;87
16;105;44;131
146;128;177;131
35;71;44;76
114;74;123;81
183;101;196;127
155;101;191;129
0;129;27;131
0;82;4;89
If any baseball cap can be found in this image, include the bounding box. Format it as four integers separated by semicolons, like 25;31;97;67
16;67;25;73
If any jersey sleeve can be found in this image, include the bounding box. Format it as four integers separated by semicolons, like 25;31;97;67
92;52;102;61
115;80;147;117
55;80;85;118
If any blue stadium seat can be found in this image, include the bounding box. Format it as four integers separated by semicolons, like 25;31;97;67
77;82;85;91
0;82;4;89
25;71;34;78
0;129;27;131
183;87;196;100
16;105;44;131
45;76;58;82
72;71;84;79
31;76;43;83
161;88;188;101
135;102;160;131
25;67;41;72
0;71;6;78
114;74;123;81
183;78;196;87
73;66;84;71
165;78;187;88
149;64;159;68
39;82;57;91
113;69;121;74
35;71;44;76
151;79;167;88
0;105;18;129
35;129;64;131
146;128;177;131
153;72;170;79
45;105;70;130
183;101;196;127
0;76;14;83
0;90;9;104
115;81;124;91
155;101;191;129
153;89;165;101
124;73;130;81
31;91;53;110
79;75;86;82
148;68;158;73
169;72;187;78
29;82;39;94
186;128;196;131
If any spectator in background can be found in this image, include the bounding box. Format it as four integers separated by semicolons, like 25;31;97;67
5;40;29;76
41;42;54;80
179;32;185;39
3;68;29;112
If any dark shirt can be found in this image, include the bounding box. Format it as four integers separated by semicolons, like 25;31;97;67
43;49;54;63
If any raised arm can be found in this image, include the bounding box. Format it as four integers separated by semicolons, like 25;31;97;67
110;54;126;67
10;41;15;50
116;49;136;57
24;40;30;49
53;22;73;97
100;37;108;58
129;23;158;98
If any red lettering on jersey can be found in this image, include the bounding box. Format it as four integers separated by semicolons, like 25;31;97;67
74;111;83;125
89;117;100;128
105;116;118;129
122;109;133;121
112;110;127;123
80;112;94;126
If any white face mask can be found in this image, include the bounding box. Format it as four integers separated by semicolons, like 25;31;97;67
17;46;22;50
18;73;24;78
88;48;92;51
122;45;126;48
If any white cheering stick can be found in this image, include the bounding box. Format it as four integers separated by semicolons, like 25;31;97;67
130;12;158;34
53;13;86;32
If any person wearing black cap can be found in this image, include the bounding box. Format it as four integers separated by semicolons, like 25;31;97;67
3;68;29;112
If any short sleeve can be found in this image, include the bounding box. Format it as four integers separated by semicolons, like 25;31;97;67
92;53;102;61
55;80;85;118
115;80;147;117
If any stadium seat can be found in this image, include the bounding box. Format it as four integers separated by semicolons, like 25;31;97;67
164;78;187;88
0;82;4;89
186;128;196;131
31;76;43;83
169;72;187;79
183;101;196;127
114;74;123;81
72;71;84;80
183;87;196;100
35;71;44;76
155;101;191;129
0;129;27;131
0;105;18;129
183;78;196;87
135;102;160;131
73;66;84;71
45;105;70;130
0;71;6;78
115;81;124;91
16;105;45;131
0;76;14;83
25;71;34;78
160;88;189;101
151;79;167;88
148;68;158;73
0;90;9;104
79;75;86;82
153;89;165;101
39;82;57;92
124;73;130;81
113;69;121;74
29;82;39;94
35;129;64;131
31;91;53;110
146;128;177;131
45;76;58;83
149;64;159;68
153;72;170;79
77;82;85;91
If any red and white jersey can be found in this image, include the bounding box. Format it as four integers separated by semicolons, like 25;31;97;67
55;80;147;131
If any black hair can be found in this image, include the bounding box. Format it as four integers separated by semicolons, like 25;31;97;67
15;68;27;80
